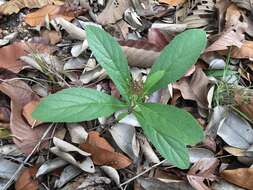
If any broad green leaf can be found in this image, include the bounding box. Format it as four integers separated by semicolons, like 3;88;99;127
86;26;132;102
143;71;165;95
146;29;207;94
134;103;204;145
134;106;189;169
32;88;127;122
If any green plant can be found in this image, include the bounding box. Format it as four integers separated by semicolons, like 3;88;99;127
33;26;207;169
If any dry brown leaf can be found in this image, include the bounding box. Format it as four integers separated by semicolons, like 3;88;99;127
120;40;161;68
147;28;171;50
205;29;245;52
234;88;253;120
24;4;83;26
22;100;43;127
80;131;132;169
187;158;219;190
230;41;253;60
221;168;253;190
173;67;210;109
0;0;59;15
158;0;186;6
0;79;51;155
15;166;39;190
96;0;130;25
0;42;51;73
0;107;10;123
41;30;62;45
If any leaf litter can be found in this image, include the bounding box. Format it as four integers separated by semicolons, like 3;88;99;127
0;0;253;189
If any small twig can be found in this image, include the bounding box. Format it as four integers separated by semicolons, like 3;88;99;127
119;160;167;188
2;124;54;190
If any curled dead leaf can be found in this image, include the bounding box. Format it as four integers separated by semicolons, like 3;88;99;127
80;131;132;169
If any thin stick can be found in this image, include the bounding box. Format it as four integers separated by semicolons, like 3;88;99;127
119;160;167;187
2;124;54;190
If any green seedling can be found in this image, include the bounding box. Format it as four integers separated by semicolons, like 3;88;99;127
33;26;207;169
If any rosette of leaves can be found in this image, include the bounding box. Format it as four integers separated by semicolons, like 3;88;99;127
33;26;207;169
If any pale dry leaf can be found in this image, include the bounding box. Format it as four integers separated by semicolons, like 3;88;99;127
66;123;88;144
36;158;68;178
212;180;245;190
53;137;90;157
0;158;19;179
96;0;131;25
217;111;253;149
221;168;253;190
137;133;160;164
101;166;120;186
109;123;140;160
50;146;95;173
56;17;86;40
55;165;82;188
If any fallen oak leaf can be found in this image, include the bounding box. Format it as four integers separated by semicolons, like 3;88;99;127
80;131;132;169
24;4;86;27
221;168;253;190
15;166;39;190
